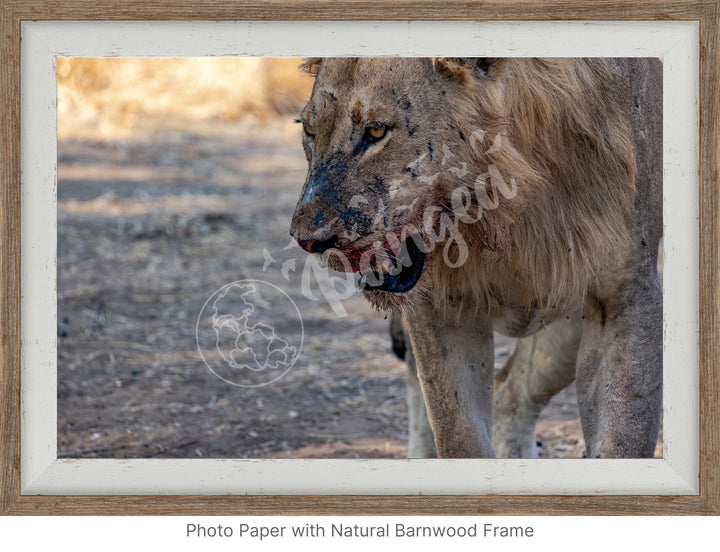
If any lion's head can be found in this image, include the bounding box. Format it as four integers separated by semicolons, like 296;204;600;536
290;57;636;313
289;58;512;308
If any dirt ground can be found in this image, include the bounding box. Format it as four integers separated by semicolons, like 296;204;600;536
57;117;662;459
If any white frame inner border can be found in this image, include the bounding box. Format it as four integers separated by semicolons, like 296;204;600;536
20;20;699;495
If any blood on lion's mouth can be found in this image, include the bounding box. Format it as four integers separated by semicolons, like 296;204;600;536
357;237;426;294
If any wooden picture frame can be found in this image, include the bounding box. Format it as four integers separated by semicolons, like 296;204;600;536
1;0;718;516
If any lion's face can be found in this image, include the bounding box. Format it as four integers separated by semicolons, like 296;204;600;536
289;58;471;302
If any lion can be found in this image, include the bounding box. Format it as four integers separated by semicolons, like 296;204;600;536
289;57;662;458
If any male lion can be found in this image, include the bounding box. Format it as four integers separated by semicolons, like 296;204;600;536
289;58;662;458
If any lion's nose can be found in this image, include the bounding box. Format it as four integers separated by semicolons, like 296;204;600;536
294;234;339;254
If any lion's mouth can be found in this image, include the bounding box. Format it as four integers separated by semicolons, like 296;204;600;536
358;237;426;294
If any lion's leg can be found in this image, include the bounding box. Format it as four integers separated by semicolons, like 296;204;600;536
389;310;436;458
402;302;495;458
575;274;662;458
493;316;582;458
406;345;437;458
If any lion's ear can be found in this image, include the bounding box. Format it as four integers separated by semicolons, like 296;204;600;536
299;57;323;76
432;58;470;82
432;57;493;82
475;58;493;76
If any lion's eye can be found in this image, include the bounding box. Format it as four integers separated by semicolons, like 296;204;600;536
367;125;387;142
303;122;315;137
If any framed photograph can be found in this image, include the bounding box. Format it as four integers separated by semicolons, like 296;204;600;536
1;1;718;515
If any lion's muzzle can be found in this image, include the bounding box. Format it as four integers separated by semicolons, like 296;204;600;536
357;236;427;294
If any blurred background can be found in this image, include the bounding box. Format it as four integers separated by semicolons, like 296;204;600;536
57;57;653;459
58;58;312;137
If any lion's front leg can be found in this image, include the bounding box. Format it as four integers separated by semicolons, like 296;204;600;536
402;301;495;458
405;345;437;458
575;273;662;458
390;310;436;458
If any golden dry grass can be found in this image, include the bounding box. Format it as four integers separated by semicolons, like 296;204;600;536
58;57;314;137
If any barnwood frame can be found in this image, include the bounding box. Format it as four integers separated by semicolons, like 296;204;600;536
1;0;718;515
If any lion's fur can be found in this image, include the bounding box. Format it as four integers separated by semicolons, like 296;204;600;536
429;58;637;316
293;58;637;318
